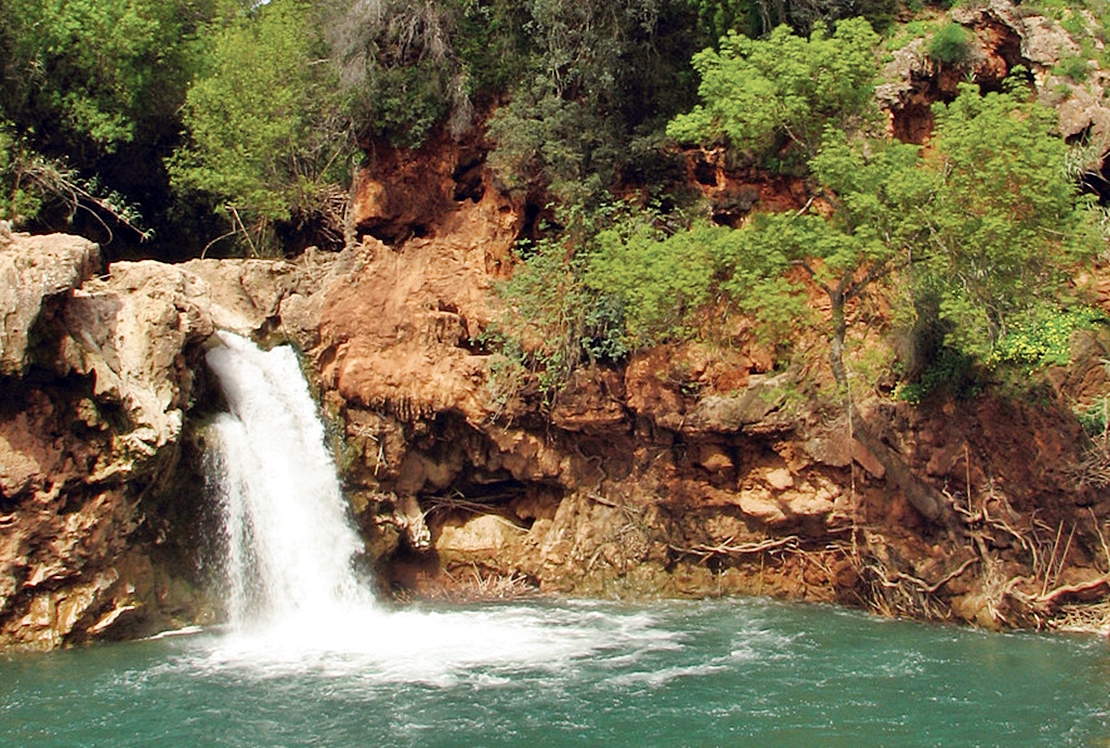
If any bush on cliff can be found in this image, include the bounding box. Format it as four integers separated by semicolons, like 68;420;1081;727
169;0;351;255
666;18;881;169
614;70;1102;387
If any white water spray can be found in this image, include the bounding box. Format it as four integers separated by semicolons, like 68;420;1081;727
205;331;372;629
201;332;676;681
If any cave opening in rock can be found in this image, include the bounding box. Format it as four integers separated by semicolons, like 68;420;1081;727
1080;153;1110;206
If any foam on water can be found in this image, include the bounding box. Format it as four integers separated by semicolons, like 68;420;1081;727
188;603;683;687
203;332;684;684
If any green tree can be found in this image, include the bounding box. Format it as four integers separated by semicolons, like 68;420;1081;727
487;0;700;205
920;82;1097;360
666;17;880;166
169;0;351;254
326;0;476;147
585;219;721;346
0;0;210;154
0;0;215;239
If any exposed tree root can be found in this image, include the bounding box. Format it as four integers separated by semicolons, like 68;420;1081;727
668;535;801;561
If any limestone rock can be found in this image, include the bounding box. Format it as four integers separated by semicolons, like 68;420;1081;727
318;172;522;422
695;443;734;473
682;373;792;433
0;232;100;375
436;514;522;557
0;241;332;650
765;467;794;491
61;261;213;456
738;489;789;526
875;38;929;111
58;257;323;457
782;491;835;519
180;258;301;333
1053;78;1110;142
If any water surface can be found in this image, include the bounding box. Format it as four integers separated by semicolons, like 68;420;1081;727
3;598;1108;747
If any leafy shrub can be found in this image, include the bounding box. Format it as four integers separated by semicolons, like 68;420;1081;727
927;23;973;64
1054;54;1092;82
894;347;981;405
666;18;881;163
169;0;350;254
1078;395;1110;440
584;220;719;347
986;307;1105;371
486;223;630;402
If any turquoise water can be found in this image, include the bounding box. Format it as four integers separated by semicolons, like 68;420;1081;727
2;598;1108;747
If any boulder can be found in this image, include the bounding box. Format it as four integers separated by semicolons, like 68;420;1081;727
0;232;100;375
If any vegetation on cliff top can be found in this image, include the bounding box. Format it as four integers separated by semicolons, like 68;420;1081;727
0;0;1107;403
0;0;906;254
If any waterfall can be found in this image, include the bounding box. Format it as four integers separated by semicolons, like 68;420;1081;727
197;332;673;682
205;331;372;629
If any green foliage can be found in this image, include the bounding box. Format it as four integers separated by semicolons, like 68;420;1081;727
1078;393;1110;440
0;126;42;223
0;121;149;235
927;22;972;64
169;0;350;252
687;0;758;41
488;218;631;400
488;81;623;205
886;19;936;52
985;307;1104;371
666;18;880;163
1053;54;1092;82
585;220;720;346
689;0;895;36
921;81;1098;359
0;0;210;153
0;0;218;248
328;0;475;147
657;62;1098;401
894;347;980;404
486;0;697;205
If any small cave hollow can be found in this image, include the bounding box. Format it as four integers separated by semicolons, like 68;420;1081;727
891;101;936;145
1081;153;1110;206
452;157;486;203
693;159;718;186
357;220;431;247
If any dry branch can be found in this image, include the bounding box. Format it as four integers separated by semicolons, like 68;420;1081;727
668;535;801;560
866;557;978;595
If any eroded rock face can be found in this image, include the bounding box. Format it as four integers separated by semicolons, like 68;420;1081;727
0;230;99;375
880;0;1110;152
0;235;337;650
318;136;522;424
321;132;1110;633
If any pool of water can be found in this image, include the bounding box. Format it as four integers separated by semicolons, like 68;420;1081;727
3;598;1108;747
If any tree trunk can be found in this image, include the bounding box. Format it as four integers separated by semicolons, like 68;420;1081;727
828;296;946;524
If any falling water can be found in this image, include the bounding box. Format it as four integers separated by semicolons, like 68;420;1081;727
200;331;677;678
205;331;372;629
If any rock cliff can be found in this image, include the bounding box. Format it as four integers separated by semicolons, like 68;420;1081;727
0;230;334;649
314;126;1110;633
2;0;1110;649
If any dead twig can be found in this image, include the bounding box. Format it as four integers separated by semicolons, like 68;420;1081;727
668;535;801;561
